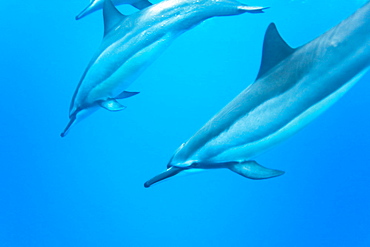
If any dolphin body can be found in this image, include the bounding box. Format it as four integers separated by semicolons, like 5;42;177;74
145;1;370;187
76;0;152;20
61;0;267;137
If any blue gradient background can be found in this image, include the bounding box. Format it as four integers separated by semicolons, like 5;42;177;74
1;0;369;246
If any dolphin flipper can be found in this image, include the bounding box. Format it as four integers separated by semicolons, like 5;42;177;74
115;91;140;99
228;161;284;179
99;99;126;111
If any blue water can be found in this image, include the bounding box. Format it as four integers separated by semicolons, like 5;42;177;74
1;0;370;246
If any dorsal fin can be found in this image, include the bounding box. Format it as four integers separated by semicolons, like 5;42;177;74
132;0;152;10
256;23;295;80
103;0;125;36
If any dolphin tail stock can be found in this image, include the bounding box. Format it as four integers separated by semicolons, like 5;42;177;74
237;6;270;14
144;167;184;188
227;160;285;179
60;114;77;137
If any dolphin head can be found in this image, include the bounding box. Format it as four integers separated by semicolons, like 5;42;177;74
144;165;207;188
143;143;202;188
60;105;100;137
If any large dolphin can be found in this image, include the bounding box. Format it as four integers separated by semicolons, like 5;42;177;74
145;1;370;187
61;0;267;137
76;0;152;20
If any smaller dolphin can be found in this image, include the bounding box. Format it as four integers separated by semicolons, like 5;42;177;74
62;0;267;137
76;0;152;20
144;1;370;187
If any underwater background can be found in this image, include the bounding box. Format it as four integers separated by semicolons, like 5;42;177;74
1;0;370;246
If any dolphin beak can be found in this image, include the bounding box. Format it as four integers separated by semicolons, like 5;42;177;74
237;5;269;13
76;1;99;20
60;115;77;137
144;167;184;188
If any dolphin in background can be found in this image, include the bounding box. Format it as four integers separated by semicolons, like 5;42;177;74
145;1;370;187
61;0;267;137
76;0;152;20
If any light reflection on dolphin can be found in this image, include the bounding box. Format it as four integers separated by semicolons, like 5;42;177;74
76;0;152;20
61;0;267;137
145;1;370;187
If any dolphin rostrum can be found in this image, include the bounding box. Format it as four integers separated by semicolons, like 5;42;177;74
76;0;152;20
61;0;267;137
145;1;370;187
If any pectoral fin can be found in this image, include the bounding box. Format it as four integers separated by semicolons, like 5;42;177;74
115;91;140;99
99;99;126;111
228;161;284;179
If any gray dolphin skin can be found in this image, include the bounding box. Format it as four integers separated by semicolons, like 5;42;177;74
61;0;267;137
144;1;370;187
76;0;152;20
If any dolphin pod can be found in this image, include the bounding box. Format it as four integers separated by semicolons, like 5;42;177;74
144;1;370;187
61;0;267;137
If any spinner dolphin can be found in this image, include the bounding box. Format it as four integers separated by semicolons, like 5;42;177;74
61;0;267;137
145;1;370;187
